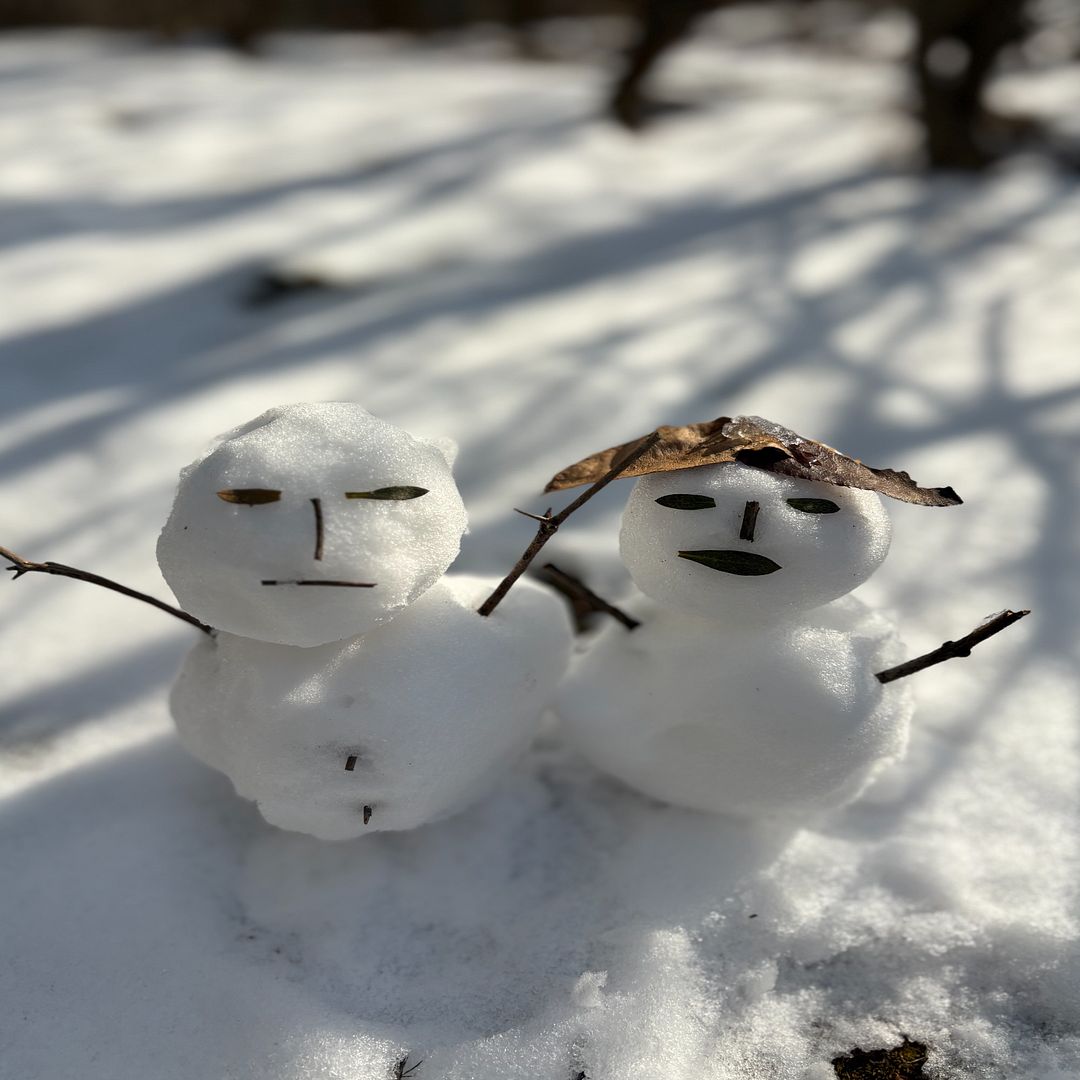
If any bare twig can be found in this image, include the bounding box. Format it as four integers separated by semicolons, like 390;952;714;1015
1;545;214;636
477;431;661;617
261;579;375;588
540;563;640;631
739;500;760;542
393;1054;423;1079
875;609;1030;684
513;506;554;524
311;497;324;561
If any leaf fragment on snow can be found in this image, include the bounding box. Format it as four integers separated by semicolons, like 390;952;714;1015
655;493;717;510
677;549;782;576
346;486;429;500
217;488;282;505
787;498;841;514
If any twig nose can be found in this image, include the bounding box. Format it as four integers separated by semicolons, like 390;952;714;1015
739;500;760;542
311;498;324;561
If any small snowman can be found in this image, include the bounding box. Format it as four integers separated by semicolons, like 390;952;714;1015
152;402;572;840
547;416;964;820
0;402;574;842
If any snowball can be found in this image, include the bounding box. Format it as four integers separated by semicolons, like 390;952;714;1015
558;595;913;819
170;575;572;840
620;464;891;624
157;403;468;647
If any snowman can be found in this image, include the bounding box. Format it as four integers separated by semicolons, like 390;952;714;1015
547;415;963;820
146;402;573;840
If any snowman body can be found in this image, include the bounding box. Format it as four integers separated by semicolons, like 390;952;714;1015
157;403;571;839
172;575;570;840
560;594;911;818
558;461;913;819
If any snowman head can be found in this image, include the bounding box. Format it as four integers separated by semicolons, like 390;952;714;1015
619;463;891;622
157;403;468;646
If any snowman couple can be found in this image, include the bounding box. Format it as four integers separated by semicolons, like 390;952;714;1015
10;404;967;840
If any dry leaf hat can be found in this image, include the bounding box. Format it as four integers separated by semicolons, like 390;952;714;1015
545;415;962;507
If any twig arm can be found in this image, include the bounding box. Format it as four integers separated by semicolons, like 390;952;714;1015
874;609;1029;685
477;430;661;617
1;545;214;637
540;562;640;632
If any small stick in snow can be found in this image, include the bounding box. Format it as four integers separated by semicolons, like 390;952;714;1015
260;579;376;588
540;563;640;632
0;544;213;637
874;609;1030;684
311;497;324;561
393;1054;423;1079
362;804;373;825
477;430;662;618
739;500;760;542
345;755;358;772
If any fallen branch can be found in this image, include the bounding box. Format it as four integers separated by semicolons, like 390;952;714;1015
874;609;1030;685
1;545;214;637
477;431;661;617
539;563;640;632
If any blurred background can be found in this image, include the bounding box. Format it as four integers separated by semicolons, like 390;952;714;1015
2;0;1080;709
2;0;1079;588
3;6;1080;1078
2;0;1079;686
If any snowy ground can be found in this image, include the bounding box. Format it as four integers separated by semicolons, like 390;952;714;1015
2;22;1079;1080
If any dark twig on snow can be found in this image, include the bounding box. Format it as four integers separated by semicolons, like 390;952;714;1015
311;497;324;561
477;431;661;618
874;609;1030;684
739;500;760;542
393;1054;423;1079
540;563;640;632
0;545;213;636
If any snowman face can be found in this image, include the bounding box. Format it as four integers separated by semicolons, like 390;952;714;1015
157;403;468;646
619;463;890;622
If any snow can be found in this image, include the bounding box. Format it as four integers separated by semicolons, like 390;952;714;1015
171;574;571;839
157;402;468;645
1;22;1079;1080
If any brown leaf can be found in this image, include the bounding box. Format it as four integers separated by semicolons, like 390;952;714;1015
217;488;282;505
832;1038;929;1080
544;416;962;507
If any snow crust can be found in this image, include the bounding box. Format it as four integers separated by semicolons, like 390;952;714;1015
158;402;468;646
1;24;1079;1080
171;574;571;838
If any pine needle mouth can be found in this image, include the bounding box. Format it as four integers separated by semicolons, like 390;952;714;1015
676;550;782;576
260;579;377;588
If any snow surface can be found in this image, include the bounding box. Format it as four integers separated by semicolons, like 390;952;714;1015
1;23;1079;1080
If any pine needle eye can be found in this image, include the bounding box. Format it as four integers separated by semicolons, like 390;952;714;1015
787;498;840;514
345;486;429;501
217;488;282;506
655;494;716;510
